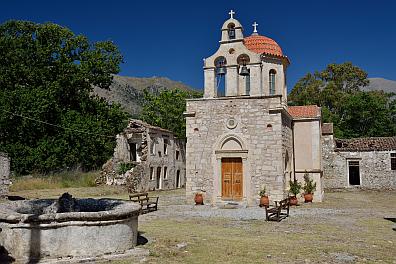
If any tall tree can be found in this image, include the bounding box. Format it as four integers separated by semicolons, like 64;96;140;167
140;88;202;138
0;20;128;174
289;62;395;138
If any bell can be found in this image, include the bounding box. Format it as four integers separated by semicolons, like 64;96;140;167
240;65;250;76
216;67;226;76
228;29;235;39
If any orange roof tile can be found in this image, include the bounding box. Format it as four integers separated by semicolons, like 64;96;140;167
288;105;320;118
244;35;283;56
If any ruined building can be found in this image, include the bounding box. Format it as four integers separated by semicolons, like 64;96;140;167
0;152;10;198
185;11;324;206
101;119;186;192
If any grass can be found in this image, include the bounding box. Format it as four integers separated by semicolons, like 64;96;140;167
9;171;99;192
7;186;396;263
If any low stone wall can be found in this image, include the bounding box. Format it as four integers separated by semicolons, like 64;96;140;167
0;153;10;197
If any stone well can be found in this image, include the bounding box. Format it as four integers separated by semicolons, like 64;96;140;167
0;195;140;262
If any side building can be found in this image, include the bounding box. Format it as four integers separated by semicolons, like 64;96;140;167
100;119;186;192
322;123;396;189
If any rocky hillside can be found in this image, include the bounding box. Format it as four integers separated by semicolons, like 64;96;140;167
364;78;396;93
93;75;199;117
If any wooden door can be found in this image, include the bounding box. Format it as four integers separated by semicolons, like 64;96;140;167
221;158;243;200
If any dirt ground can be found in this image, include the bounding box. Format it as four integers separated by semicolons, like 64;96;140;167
9;187;396;263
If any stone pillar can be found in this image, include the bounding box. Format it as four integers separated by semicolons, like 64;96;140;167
225;66;238;96
249;64;262;96
204;68;216;98
0;153;10;198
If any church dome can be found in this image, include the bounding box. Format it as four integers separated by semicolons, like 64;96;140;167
243;35;283;56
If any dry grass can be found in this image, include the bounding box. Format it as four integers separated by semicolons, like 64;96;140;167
8;187;396;263
9;171;98;192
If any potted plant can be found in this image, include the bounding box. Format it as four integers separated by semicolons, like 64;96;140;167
289;179;302;206
258;186;269;207
302;172;316;203
194;192;204;205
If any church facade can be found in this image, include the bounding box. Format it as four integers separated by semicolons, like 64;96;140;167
185;11;324;206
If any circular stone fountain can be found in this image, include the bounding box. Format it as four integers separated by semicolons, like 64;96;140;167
0;193;141;262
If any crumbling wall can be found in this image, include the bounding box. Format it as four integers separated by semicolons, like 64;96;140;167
0;153;10;198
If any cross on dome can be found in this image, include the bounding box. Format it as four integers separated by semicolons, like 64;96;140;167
228;10;235;19
252;22;259;33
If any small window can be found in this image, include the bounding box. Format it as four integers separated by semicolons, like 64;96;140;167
164;138;169;155
176;170;181;188
150;167;154;180
269;69;276;95
176;150;180;160
391;153;396;170
348;160;360;186
150;138;156;155
163;167;167;179
129;143;137;161
156;167;161;189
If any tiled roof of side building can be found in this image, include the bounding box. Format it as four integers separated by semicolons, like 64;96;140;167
287;105;321;119
335;137;396;152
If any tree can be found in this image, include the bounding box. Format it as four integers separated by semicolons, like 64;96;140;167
289;62;395;138
140;88;202;138
0;20;128;174
337;91;396;138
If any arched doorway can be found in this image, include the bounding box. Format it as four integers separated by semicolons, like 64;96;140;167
218;136;245;201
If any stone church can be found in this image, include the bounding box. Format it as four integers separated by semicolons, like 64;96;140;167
185;11;324;206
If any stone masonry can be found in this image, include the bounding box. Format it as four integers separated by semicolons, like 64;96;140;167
0;152;10;198
100;119;186;193
185;96;293;206
322;128;396;189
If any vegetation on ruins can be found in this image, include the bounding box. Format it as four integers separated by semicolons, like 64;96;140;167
0;20;128;174
289;62;396;138
140;88;202;138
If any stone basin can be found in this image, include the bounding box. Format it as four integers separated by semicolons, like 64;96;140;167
0;197;140;262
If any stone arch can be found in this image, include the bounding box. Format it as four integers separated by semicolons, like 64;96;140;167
216;134;247;151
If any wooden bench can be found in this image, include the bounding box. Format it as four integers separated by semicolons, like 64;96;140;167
264;197;290;222
129;192;159;214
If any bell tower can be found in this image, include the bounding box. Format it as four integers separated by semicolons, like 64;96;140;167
203;11;290;104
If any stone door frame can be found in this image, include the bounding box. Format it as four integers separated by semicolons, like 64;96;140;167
213;134;250;206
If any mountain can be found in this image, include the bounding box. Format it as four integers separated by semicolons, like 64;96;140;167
363;78;396;94
93;75;199;117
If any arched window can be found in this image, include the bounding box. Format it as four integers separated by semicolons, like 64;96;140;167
227;23;236;40
269;69;276;95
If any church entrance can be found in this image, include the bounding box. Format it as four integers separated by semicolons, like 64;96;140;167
221;158;243;200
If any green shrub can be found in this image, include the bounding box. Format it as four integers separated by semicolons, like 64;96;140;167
289;179;302;196
117;163;135;175
302;171;317;194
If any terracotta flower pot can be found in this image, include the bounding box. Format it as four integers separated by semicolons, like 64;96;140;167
304;193;313;203
289;196;298;206
194;193;204;205
259;196;269;207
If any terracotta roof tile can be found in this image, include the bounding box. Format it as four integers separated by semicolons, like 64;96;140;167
244;35;283;56
335;137;396;152
288;105;320;119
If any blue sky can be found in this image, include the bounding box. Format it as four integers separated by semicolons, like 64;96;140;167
1;0;396;91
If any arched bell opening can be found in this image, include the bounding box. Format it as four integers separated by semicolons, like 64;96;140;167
227;23;236;40
237;54;251;95
214;56;227;97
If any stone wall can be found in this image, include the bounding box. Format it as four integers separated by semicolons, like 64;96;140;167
0;152;10;198
322;135;396;189
185;96;291;206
